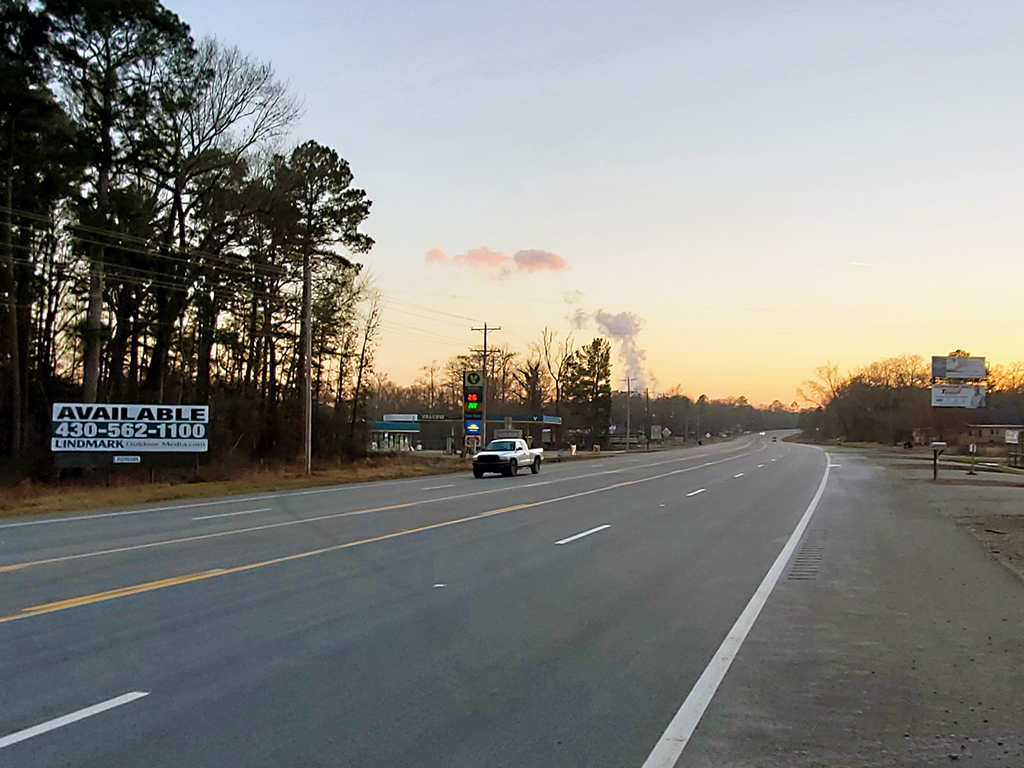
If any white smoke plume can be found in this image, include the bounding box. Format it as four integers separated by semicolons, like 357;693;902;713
570;307;590;330
571;308;653;390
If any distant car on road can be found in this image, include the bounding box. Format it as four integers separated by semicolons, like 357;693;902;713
759;431;766;436
473;438;542;478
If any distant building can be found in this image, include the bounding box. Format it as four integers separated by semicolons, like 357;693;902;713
949;423;1024;457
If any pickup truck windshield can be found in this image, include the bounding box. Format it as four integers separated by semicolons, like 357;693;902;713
485;441;516;451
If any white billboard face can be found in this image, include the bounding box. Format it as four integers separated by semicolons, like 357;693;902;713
931;385;986;408
51;403;209;452
932;356;986;380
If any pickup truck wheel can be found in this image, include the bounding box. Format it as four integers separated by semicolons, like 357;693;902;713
473;467;484;479
507;459;518;477
531;457;541;474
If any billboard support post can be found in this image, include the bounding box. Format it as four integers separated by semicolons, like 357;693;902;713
931;441;946;481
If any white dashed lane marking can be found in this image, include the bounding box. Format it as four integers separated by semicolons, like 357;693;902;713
555;525;611;545
0;692;149;750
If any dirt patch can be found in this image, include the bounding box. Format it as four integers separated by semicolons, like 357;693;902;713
932;478;1024;489
961;514;1024;583
0;453;471;519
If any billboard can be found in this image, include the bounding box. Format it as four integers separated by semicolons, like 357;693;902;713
930;385;986;409
51;403;209;452
931;356;986;380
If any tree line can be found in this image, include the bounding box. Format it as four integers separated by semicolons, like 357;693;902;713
797;353;1024;444
368;330;799;448
1;0;377;472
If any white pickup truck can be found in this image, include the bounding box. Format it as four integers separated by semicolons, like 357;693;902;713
472;438;543;478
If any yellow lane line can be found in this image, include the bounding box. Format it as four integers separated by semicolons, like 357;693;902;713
10;570;228;619
0;445;753;575
0;500;420;574
0;453;747;624
0;511;503;624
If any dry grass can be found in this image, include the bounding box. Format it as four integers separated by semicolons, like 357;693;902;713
0;453;471;519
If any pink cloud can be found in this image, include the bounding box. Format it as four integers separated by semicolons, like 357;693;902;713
425;247;450;264
457;247;509;270
513;249;568;272
424;245;569;279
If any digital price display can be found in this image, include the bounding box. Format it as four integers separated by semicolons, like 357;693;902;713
51;403;209;453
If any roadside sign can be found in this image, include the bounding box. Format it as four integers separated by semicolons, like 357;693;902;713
382;413;418;422
931;384;986;408
464;371;482;387
932;356;986;380
466;420;482;435
51;403;209;453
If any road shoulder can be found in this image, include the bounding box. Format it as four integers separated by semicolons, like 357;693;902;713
681;448;1024;767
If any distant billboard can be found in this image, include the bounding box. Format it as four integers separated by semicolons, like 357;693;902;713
932;356;986;380
931;384;986;409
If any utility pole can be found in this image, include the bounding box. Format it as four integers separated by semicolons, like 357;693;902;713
622;376;631;452
472;323;500;446
646;387;650;451
302;248;313;475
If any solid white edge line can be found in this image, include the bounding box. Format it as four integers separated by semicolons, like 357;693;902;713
555;524;611;545
0;691;149;749
192;508;271;521
641;450;831;768
685;489;706;497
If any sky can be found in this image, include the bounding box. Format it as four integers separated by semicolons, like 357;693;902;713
167;0;1024;405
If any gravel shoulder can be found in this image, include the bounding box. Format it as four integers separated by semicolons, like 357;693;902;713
905;449;1024;585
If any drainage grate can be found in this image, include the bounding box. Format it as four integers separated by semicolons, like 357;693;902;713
787;540;824;580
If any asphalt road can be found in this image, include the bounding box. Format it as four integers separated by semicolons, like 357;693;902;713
0;436;847;765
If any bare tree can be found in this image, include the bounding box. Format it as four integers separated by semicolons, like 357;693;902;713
540;327;574;439
346;288;382;453
797;361;847;408
989;361;1024;393
414;360;441;410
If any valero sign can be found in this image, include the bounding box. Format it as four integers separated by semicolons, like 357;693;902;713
51;403;209;453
